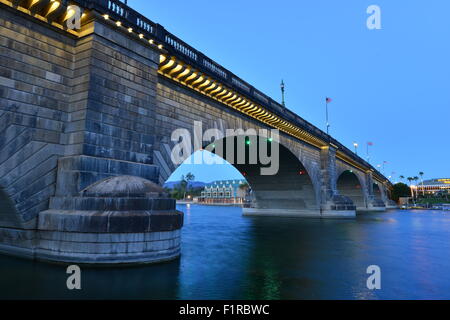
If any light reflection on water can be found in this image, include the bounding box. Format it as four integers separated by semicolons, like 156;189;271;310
0;206;449;299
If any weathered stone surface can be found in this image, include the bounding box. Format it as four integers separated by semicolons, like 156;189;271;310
80;175;165;197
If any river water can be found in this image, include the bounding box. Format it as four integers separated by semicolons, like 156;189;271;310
0;205;449;299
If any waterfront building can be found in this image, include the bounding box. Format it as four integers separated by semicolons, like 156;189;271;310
200;180;249;204
416;178;450;195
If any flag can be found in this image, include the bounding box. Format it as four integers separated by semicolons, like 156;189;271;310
326;97;332;103
367;142;373;146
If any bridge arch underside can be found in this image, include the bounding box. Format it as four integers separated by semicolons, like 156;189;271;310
373;183;382;199
204;136;319;216
336;171;367;211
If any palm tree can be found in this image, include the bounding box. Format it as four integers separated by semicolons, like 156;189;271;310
419;172;425;196
183;172;195;200
238;182;250;204
407;177;414;200
413;176;419;200
239;182;249;190
399;175;405;183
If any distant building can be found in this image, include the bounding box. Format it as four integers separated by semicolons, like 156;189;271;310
416;178;450;195
200;179;249;204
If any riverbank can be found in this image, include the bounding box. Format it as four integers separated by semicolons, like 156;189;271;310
401;204;450;211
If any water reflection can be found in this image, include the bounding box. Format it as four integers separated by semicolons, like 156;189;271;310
0;206;449;299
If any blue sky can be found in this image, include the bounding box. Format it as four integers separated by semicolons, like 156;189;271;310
128;0;450;183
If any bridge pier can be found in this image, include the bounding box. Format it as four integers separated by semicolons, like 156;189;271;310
0;155;184;265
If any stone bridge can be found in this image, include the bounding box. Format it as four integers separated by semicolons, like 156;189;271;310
0;0;393;264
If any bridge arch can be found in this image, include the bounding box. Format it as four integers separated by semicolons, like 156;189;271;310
166;134;320;213
336;170;367;210
373;182;385;201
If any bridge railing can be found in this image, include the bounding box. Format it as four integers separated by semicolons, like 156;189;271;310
76;0;389;184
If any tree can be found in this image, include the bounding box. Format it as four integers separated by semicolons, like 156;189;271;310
399;175;405;182
239;182;250;195
412;176;419;199
391;183;411;202
239;182;249;190
182;172;195;199
419;172;425;196
407;177;414;199
238;182;251;202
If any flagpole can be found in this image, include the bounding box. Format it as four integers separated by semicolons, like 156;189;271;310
326;99;329;135
366;143;370;163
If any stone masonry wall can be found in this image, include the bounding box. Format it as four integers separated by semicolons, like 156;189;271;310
0;7;75;228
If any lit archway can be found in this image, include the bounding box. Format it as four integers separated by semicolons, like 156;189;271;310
373;183;382;199
166;135;318;212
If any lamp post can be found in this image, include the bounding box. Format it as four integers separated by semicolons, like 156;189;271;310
325;97;332;135
353;142;358;155
280;80;285;107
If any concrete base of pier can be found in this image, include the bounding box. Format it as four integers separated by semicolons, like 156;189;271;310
242;208;356;219
0;175;184;265
0;228;181;265
357;207;387;212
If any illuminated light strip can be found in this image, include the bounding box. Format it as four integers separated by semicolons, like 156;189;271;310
168;63;183;76
1;0;81;36
241;103;255;113
230;97;243;106
158;58;385;181
3;0;386;183
210;86;223;95
234;100;248;108
185;72;199;83
216;90;229;99
177;68;191;81
204;82;218;93
197;78;211;90
191;76;205;86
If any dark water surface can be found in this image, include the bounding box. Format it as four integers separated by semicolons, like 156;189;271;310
1;205;449;299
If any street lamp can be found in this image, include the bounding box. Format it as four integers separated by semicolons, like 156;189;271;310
353;142;358;154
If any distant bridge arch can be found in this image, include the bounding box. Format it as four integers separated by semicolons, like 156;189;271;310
166;134;321;215
336;170;367;211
